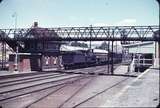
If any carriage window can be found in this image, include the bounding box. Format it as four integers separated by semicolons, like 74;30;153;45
53;57;57;65
45;56;49;65
37;43;42;50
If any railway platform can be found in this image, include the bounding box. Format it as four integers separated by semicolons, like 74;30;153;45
101;66;159;107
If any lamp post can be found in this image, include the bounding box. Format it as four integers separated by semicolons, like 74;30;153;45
12;12;17;30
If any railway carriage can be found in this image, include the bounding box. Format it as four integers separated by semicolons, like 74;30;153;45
112;52;122;63
93;49;108;64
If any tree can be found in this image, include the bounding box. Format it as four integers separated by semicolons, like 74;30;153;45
70;41;88;48
97;42;108;50
80;42;88;48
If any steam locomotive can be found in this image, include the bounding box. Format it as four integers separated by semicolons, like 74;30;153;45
61;45;122;69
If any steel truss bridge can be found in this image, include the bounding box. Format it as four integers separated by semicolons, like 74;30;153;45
0;25;159;73
0;25;159;42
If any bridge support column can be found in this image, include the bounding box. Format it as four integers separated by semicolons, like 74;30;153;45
111;41;114;74
154;41;160;68
107;41;110;74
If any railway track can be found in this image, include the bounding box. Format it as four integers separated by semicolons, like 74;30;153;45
71;77;131;108
22;66;110;108
0;64;136;108
0;71;59;79
58;73;137;108
58;76;95;108
0;73;84;104
25;75;94;108
0;65;106;108
26;66;137;108
0;73;67;88
65;63;121;75
0;72;60;84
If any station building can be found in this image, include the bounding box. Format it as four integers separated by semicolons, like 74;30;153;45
9;22;63;72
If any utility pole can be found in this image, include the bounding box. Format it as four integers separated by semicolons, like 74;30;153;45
156;0;160;68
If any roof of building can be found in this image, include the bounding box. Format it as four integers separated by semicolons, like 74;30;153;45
60;45;108;54
60;45;88;52
93;49;108;54
122;42;154;48
26;22;59;38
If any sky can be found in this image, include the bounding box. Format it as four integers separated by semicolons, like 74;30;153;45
0;0;159;29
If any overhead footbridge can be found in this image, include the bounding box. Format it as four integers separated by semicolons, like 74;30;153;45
0;25;159;42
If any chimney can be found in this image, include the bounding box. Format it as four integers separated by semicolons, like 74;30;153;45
33;22;38;27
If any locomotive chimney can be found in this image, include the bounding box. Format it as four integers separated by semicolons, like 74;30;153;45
33;22;38;28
